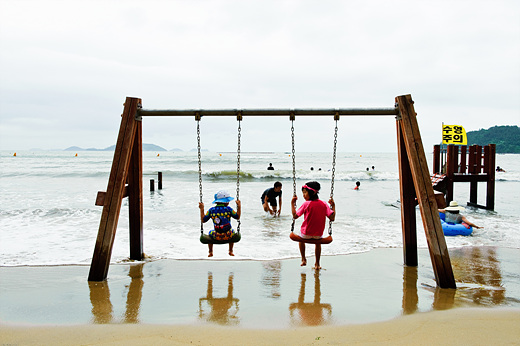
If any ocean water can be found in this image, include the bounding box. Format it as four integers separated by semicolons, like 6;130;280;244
1;150;519;266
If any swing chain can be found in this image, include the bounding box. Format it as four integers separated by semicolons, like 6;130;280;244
291;118;296;233
236;117;241;233
291;119;297;196
328;119;339;235
196;118;204;233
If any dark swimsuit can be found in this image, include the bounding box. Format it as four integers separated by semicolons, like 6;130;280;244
204;204;238;241
261;188;282;207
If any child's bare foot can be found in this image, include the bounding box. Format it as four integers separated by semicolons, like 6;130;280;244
313;264;321;270
208;252;213;257
228;251;234;256
301;258;307;266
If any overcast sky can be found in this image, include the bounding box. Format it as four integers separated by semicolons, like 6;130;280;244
1;0;519;153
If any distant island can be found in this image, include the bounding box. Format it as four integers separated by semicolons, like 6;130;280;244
467;125;520;153
65;144;168;151
62;145;210;152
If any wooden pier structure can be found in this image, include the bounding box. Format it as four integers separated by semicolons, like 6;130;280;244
88;94;456;288
432;144;496;210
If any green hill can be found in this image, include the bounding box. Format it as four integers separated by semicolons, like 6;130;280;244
467;125;520;153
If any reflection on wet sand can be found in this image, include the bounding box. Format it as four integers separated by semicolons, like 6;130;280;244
289;272;332;326
82;247;517;327
88;280;113;323
88;263;144;324
451;247;505;306
402;266;418;315
124;264;144;323
261;261;282;299
402;247;507;313
198;272;240;325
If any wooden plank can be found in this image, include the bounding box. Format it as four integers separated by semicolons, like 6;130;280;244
460;146;467;174
433;145;440;174
468;146;476;174
88;97;141;281
95;187;129;206
95;191;106;207
452;174;489;183
446;145;457;176
434;190;446;209
483;145;490;174
445;145;455;205
396;94;456;288
467;202;489;209
128;120;143;260
469;180;478;205
486;144;496;210
475;145;482;173
396;120;417;266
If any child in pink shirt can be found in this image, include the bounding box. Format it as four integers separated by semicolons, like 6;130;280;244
291;181;335;269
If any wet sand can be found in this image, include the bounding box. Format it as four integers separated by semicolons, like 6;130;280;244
1;247;520;344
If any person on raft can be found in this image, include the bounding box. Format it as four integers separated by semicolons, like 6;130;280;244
261;181;282;216
199;190;241;257
291;181;336;270
438;201;482;229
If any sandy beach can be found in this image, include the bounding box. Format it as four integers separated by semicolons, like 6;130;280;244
1;308;520;345
1;247;520;345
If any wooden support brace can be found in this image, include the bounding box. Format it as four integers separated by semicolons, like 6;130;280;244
88;97;142;281
396;94;456;288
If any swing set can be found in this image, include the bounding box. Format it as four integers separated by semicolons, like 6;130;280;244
89;95;457;289
196;110;338;246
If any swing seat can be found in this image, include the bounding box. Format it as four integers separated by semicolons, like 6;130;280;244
290;232;333;244
200;232;241;245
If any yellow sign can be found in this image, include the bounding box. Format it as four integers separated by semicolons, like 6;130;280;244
442;125;467;145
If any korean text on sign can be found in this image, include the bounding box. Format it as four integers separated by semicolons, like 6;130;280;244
442;125;467;145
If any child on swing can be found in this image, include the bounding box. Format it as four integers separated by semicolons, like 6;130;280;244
291;181;335;270
199;190;241;257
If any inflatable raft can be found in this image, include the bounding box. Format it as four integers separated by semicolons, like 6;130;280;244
439;212;473;236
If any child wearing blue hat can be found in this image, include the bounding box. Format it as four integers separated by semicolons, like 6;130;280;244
199;190;241;257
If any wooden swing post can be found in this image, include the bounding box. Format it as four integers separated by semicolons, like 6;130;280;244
396;118;417;267
396;94;456;288
88;97;143;281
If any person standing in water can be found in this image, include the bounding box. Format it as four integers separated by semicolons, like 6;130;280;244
261;181;282;216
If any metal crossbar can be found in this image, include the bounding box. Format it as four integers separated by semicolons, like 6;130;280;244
137;108;398;117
